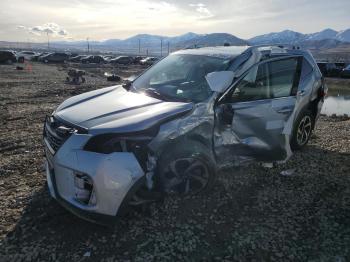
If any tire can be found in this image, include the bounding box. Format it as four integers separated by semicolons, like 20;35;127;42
156;142;216;195
290;110;314;151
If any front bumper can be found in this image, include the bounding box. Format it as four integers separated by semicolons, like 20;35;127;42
44;133;145;224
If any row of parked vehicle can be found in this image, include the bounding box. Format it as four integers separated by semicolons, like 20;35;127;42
68;54;158;65
0;49;159;66
316;62;350;78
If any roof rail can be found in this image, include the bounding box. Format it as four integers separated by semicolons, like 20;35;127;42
247;44;301;51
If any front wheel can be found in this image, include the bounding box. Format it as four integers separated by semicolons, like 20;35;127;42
290;110;314;151
157;143;216;195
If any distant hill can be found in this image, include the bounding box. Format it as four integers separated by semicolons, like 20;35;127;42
249;30;304;45
305;29;338;41
179;33;247;48
47;32;247;53
98;32;247;49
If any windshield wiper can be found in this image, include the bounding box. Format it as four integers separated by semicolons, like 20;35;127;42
144;88;166;100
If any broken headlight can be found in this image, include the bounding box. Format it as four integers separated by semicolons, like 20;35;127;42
83;132;157;170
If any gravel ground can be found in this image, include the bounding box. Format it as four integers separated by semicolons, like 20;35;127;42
0;63;349;261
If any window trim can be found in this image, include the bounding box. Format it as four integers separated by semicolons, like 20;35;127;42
218;55;303;104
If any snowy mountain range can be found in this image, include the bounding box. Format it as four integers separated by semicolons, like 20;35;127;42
45;28;350;52
249;28;350;45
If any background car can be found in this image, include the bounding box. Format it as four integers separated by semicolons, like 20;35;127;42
0;50;17;63
81;55;105;64
16;51;36;61
68;55;87;63
31;52;48;62
317;62;342;77
103;55;115;62
38;52;69;63
110;56;133;65
132;56;145;64
139;57;158;66
340;64;350;78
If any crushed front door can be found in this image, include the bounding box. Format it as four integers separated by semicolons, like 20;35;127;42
214;56;302;165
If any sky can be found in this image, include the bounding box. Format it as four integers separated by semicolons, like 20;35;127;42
0;0;349;42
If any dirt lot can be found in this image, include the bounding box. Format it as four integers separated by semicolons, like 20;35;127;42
0;62;349;261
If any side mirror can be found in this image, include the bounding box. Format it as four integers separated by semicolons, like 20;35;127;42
205;71;235;93
217;104;234;126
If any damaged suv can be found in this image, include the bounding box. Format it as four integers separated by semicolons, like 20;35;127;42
43;45;326;223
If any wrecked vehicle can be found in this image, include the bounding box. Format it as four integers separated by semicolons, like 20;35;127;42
43;45;326;223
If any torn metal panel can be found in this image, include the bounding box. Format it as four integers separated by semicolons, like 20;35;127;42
213;99;295;166
148;100;215;156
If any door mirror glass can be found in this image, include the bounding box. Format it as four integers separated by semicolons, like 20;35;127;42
205;71;235;93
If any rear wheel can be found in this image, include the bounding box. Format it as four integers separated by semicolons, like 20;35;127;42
290;110;314;150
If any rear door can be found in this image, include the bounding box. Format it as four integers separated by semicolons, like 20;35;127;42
214;56;302;164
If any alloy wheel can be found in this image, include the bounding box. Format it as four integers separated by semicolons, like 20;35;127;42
296;115;312;146
162;157;209;195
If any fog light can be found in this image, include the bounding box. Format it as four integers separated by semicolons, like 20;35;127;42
74;173;95;205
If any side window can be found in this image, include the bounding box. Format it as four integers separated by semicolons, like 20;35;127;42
268;58;299;98
231;63;270;102
230;57;299;102
300;58;313;81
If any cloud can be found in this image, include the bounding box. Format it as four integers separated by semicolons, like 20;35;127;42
189;3;213;17
17;22;69;37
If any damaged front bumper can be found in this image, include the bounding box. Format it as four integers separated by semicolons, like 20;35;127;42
44;133;145;224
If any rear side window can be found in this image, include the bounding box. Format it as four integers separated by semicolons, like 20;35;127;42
300;58;313;80
268;58;299;98
230;57;300;102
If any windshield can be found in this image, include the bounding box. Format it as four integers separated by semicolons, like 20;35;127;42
132;54;231;102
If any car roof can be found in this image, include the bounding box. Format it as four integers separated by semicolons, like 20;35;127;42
173;46;250;59
172;45;312;60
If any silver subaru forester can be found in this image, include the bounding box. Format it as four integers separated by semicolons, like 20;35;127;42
43;45;326;224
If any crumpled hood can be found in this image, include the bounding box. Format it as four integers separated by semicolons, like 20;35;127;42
54;85;193;135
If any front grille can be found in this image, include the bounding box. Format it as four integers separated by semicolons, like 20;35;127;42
46;129;64;152
44;116;75;154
